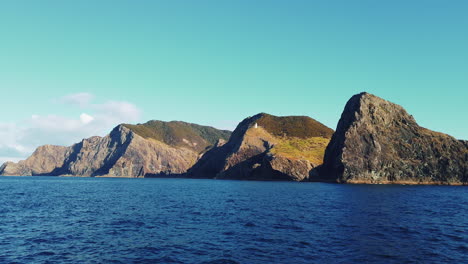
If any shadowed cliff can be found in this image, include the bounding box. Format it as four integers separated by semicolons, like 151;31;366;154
320;92;467;185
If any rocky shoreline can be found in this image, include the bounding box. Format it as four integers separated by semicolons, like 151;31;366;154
1;92;466;185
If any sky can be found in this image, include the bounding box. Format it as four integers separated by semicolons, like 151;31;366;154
0;0;467;163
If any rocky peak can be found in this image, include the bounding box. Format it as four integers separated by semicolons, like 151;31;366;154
343;92;417;127
0;120;231;177
188;113;334;181
0;144;71;176
321;92;467;184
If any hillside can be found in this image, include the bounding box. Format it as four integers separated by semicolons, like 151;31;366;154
123;121;231;153
0;121;231;177
187;113;334;181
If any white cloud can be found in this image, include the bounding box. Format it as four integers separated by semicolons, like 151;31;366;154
80;113;94;124
0;93;142;163
94;101;141;122
59;92;95;107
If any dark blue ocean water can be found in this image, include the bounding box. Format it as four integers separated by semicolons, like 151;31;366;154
0;177;466;264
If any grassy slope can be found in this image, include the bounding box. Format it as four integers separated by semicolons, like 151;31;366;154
123;121;231;153
257;114;334;139
270;137;331;165
255;114;334;165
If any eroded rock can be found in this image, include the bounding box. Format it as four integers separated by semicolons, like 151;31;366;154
188;113;334;181
321;92;467;185
0;121;231;177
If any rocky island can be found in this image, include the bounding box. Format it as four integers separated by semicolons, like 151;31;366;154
320;92;467;185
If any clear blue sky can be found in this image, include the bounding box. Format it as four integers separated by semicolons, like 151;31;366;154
0;0;467;145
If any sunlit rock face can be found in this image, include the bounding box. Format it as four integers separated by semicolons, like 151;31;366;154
0;122;231;177
187;113;334;181
321;92;468;185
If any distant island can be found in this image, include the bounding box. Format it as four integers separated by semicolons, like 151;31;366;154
1;93;466;185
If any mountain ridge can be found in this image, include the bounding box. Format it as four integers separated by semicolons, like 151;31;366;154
1;94;466;184
0;121;231;177
188;113;334;181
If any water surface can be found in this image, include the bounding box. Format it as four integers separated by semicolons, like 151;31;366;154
0;177;466;263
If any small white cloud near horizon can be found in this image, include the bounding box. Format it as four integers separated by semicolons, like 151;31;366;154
80;113;95;124
0;93;142;163
94;101;141;122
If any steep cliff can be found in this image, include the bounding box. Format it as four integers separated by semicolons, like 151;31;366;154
321;92;467;185
0;121;231;177
187;113;334;181
0;145;71;176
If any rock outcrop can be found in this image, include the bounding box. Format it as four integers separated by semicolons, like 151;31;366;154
187;113;334;181
0;121;231;177
321;92;468;185
0;145;71;176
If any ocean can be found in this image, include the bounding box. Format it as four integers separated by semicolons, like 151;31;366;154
0;176;466;263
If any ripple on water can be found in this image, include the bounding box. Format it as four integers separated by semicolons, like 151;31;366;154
0;177;466;264
201;259;240;264
36;251;55;256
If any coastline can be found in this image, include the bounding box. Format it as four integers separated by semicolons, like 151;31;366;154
0;174;465;186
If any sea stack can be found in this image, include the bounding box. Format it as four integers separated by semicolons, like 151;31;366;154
188;113;334;181
321;92;468;185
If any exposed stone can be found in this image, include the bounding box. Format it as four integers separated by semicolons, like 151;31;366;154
0;162;32;176
188;113;334;181
321;92;468;185
0;122;230;177
0;145;71;176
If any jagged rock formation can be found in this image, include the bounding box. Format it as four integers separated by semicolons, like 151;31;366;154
0;121;231;177
187;113;334;181
0;145;71;176
321;92;468;185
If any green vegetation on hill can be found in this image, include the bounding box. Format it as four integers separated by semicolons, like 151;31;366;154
123;121;231;153
270;137;330;165
256;113;334;139
243;113;334;165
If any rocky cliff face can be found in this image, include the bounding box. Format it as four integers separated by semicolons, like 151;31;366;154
0;145;71;176
0;121;231;177
321;92;467;185
187;113;334;181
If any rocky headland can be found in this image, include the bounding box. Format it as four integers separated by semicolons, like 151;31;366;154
187;113;334;181
1;93;466;184
320;92;467;185
0;121;231;177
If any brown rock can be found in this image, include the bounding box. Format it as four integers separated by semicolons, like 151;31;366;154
0;145;71;176
321;92;468;185
0;121;231;177
188;113;334;181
